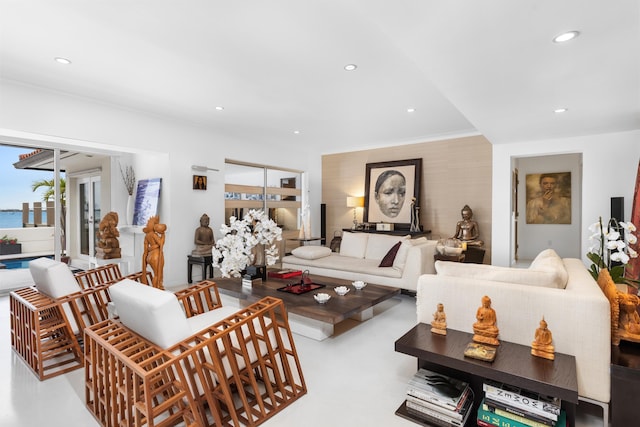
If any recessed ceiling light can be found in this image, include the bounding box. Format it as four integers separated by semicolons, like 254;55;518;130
554;108;568;113
553;31;580;43
293;130;300;135
344;64;357;71
54;57;71;65
407;108;416;113
215;106;224;111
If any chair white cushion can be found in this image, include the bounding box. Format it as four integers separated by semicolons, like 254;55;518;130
340;232;369;259
29;257;80;298
434;249;568;289
291;246;332;260
109;279;191;349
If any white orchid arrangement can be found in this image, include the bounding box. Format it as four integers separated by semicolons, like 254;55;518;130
212;209;282;278
587;216;639;287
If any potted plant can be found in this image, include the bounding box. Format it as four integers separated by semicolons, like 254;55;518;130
0;235;22;255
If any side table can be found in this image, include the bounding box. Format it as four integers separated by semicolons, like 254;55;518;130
611;341;640;425
434;253;465;263
187;255;214;284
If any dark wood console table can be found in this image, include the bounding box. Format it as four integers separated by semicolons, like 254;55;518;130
342;228;431;238
394;324;578;426
611;341;640;425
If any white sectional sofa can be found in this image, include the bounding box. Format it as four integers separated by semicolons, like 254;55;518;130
415;249;610;413
282;231;437;292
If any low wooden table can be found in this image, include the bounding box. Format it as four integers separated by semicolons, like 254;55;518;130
395;324;578;426
212;271;400;340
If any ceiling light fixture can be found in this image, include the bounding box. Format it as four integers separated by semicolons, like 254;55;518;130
553;31;580;43
407;108;416;113
293;130;300;135
344;64;357;71
554;108;568;113
54;57;72;65
215;106;224;111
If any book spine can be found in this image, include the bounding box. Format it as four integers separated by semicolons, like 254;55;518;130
478;402;566;427
484;403;554;427
477;419;497;427
478;404;538;427
406;386;458;411
406;400;460;426
483;383;561;415
406;395;463;421
484;397;555;426
483;390;558;421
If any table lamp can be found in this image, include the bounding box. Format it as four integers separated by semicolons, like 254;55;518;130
346;196;365;229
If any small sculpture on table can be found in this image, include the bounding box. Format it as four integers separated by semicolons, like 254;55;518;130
430;303;447;335
531;317;555;360
96;211;121;259
472;295;500;346
452;205;484;248
192;213;214;256
141;215;166;290
619;293;640;338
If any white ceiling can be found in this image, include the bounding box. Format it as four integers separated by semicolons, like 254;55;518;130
1;0;638;153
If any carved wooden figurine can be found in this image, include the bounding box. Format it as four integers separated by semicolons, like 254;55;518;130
141;215;166;290
531;317;555;360
472;295;500;346
430;303;447;335
96;211;121;259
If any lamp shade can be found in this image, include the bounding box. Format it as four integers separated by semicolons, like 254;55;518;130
346;196;364;208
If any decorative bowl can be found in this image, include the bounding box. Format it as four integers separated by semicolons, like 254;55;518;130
444;246;464;256
314;293;331;304
352;280;367;290
334;286;350;296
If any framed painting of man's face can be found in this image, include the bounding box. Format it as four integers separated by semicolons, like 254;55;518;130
525;172;571;224
364;158;422;227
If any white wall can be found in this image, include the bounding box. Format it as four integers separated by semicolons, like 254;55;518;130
493;130;640;267
0;81;311;287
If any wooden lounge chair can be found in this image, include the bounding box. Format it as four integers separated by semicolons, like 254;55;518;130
9;258;145;380
84;279;306;427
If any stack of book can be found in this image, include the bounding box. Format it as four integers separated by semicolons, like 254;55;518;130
476;380;566;427
404;368;474;427
242;275;262;288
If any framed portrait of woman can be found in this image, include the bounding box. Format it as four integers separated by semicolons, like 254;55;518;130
363;158;422;227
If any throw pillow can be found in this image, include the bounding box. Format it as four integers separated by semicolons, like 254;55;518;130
379;241;402;267
364;233;410;260
339;232;369;258
291;246;332;260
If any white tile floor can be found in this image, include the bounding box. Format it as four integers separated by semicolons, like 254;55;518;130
0;292;607;427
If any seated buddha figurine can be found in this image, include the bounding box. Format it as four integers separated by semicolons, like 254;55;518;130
473;295;500;346
452;205;484;247
192;213;215;256
531;318;555;360
431;303;447;335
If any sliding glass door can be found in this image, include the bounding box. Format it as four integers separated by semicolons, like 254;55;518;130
77;175;101;259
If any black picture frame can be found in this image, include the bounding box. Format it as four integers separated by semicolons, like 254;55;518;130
193;175;207;190
364;158;422;228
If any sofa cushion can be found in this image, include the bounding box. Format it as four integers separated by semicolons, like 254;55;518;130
434;249;568;289
365;233;409;261
340;232;369;258
291;246;332;260
529;249;569;288
29;257;80;298
393;237;429;271
109;279;191;349
379;241;402;267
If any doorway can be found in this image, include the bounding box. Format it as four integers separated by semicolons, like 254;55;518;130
77;175;101;259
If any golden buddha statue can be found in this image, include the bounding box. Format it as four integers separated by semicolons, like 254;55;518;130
472;295;500;346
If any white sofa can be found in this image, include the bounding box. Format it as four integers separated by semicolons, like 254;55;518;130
282;231;437;292
415;249;610;410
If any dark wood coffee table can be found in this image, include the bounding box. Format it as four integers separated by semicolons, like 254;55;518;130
212;271;401;340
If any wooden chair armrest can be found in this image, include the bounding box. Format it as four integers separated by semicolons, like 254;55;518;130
173;280;223;317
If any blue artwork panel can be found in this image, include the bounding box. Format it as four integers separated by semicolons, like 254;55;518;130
133;178;162;226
